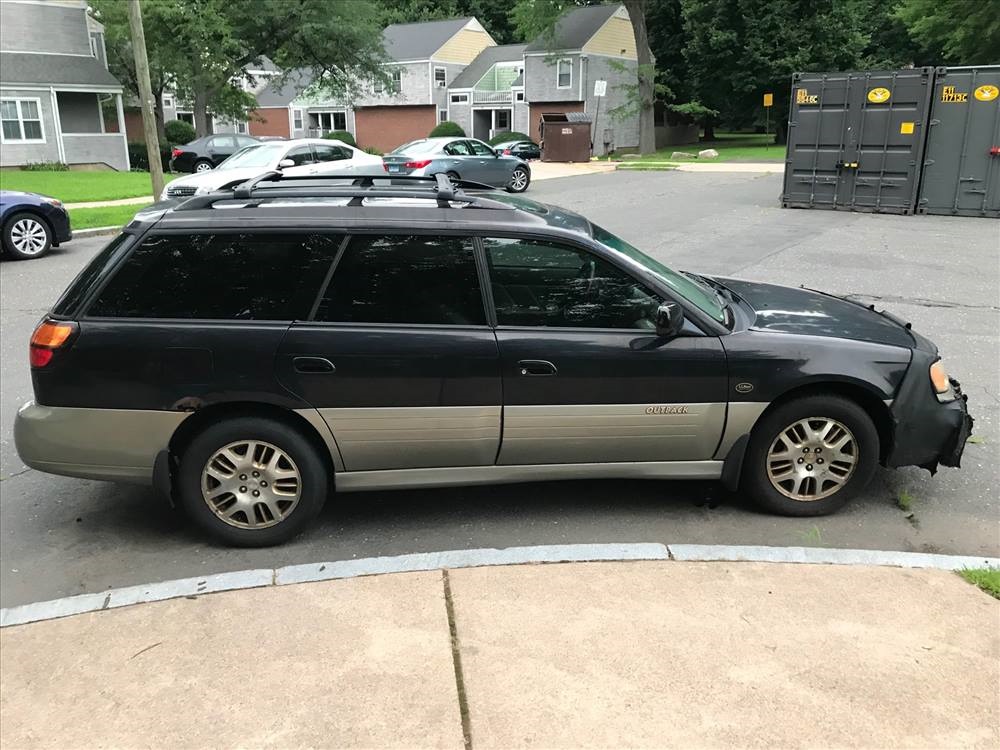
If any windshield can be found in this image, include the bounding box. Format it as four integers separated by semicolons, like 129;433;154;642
591;224;728;324
216;144;285;170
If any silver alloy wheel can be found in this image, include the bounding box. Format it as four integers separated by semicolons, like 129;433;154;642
201;440;301;529
195;161;213;173
9;218;48;256
509;168;529;191
765;417;857;501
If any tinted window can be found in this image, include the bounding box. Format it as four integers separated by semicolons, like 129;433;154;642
484;238;661;329
208;135;236;149
53;233;132;316
284;145;314;165
235;135;258;147
316;235;485;325
444;141;471;156
88;233;337;320
313;144;350;162
468;140;494;156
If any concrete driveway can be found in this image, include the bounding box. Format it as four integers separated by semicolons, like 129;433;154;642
1;170;997;608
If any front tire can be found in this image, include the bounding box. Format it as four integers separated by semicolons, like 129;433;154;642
177;417;328;546
742;395;879;516
3;212;52;260
506;165;530;193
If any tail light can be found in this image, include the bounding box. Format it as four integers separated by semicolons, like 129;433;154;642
30;319;78;369
171;148;183;158
382;161;389;172
404;159;432;169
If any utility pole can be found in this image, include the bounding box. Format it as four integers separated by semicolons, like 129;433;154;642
127;0;164;199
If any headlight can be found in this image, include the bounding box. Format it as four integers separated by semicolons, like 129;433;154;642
41;196;63;208
930;360;956;402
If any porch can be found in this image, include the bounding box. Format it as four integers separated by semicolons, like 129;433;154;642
472;107;513;142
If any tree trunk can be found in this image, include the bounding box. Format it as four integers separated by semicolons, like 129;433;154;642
193;88;210;137
703;121;715;140
625;0;656;155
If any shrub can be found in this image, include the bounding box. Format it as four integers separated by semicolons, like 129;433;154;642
164;118;196;145
429;121;465;137
21;161;69;171
323;130;356;146
127;142;172;172
363;145;383;156
487;130;531;145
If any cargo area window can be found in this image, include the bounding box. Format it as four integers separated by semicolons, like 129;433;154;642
483;237;661;329
86;234;338;320
314;235;485;325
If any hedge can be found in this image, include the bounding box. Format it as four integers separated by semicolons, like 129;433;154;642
488;130;531;145
323;130;356;146
128;142;172;172
164;119;196;145
429;121;465;137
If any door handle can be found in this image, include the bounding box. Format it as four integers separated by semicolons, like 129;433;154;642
518;359;557;376
293;356;335;374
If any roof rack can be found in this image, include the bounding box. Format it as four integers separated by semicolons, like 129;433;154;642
174;172;510;212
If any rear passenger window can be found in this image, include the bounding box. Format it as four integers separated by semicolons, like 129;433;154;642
87;233;337;320
315;235;485;325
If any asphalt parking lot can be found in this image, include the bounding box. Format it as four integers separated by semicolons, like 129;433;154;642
1;170;997;608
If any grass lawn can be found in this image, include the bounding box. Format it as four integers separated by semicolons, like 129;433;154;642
958;567;1000;599
0;171;175;203
610;132;786;163
69;202;153;230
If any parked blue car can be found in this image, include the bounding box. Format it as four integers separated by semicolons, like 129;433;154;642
0;190;72;260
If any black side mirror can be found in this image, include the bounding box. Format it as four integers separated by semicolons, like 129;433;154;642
655;301;684;337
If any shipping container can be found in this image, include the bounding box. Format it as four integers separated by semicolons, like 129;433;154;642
917;65;1000;218
782;68;934;214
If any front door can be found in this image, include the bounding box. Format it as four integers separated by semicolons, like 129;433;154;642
276;234;501;472
481;236;728;465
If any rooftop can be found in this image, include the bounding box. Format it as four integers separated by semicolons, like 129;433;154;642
451;44;527;89
524;3;622;53
382;17;476;62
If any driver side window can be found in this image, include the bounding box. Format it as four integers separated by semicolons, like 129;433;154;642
483;237;662;329
468;140;494;156
445;141;471;156
284;145;315;166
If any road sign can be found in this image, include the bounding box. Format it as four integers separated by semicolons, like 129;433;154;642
594;79;607;97
763;93;774;107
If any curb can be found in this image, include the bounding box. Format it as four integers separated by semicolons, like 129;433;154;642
2;543;997;628
73;226;123;238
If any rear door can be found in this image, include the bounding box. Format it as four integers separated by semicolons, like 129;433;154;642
482;236;728;466
312;143;355;174
276;233;502;471
206;135;239;165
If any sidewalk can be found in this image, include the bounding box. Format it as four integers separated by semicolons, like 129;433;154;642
64;195;155;210
617;161;784;173
2;559;997;749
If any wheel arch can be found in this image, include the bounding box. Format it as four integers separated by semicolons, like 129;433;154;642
159;401;341;502
722;379;895;492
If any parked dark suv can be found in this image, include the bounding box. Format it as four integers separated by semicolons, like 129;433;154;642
15;174;973;546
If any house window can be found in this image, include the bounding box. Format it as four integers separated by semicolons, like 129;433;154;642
450;94;468;104
236;121;248;134
434;67;447;88
0;98;45;142
556;59;572;89
373;77;384;94
333;111;346;130
176;111;194;125
292;109;303;130
316;112;347;132
439;109;448;123
495;110;510;129
391;69;402;93
162;95;174;109
515;91;525;102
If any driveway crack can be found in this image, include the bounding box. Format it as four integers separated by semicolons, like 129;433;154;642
442;569;473;750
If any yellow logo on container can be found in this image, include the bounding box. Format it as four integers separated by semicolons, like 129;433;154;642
974;84;999;102
867;87;891;103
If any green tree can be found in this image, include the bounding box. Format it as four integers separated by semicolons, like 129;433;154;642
894;0;999;64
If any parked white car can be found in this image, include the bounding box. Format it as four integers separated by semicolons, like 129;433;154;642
161;138;382;200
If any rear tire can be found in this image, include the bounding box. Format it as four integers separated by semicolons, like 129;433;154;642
176;417;328;546
193;159;213;173
3;212;52;260
506;165;530;193
445;170;461;182
742;395;879;516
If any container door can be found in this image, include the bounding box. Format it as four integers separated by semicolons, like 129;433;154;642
918;66;1000;218
783;68;933;215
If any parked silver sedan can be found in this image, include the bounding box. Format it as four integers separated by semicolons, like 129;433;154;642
383;137;531;192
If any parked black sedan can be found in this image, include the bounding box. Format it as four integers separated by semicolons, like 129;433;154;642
0;190;71;260
493;139;541;160
170;133;260;173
